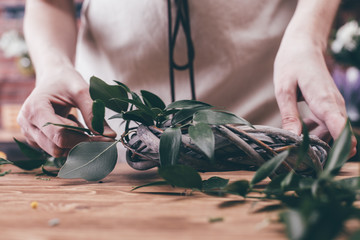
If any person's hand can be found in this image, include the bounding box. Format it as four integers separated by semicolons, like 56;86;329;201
17;66;116;157
274;36;357;156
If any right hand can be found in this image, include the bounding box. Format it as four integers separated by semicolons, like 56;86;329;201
17;67;116;157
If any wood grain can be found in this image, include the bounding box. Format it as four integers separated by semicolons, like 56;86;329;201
0;162;359;240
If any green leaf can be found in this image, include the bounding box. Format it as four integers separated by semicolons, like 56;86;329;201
202;176;229;191
0;170;11;176
322;119;352;177
108;113;123;120
296;121;310;166
0;158;13;165
91;99;105;134
280;209;305;240
158;165;203;190
188;123;215;162
89;76;128;112
225;180;250;197
171;106;211;125
166;100;212;110
335;177;360;191
281;170;295;190
13;138;47;170
122;110;154;126
349;229;360;240
58;141;118;181
208;217;224;223
109;98;155;118
251;150;289;185
141;90;166;110
113;80;131;92
159;127;182;166
131;181;170;191
193;109;252;126
43;122;92;135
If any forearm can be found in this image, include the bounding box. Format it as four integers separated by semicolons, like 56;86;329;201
24;0;77;81
284;0;341;50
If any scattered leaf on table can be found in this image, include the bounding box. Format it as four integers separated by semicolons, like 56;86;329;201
158;165;203;190
225;180;250;197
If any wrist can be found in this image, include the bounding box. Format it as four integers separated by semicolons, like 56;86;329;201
284;0;340;50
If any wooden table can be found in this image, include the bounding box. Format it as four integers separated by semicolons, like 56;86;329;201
0;162;358;240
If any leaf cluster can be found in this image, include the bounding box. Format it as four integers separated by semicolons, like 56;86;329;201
46;76;252;180
0;138;66;176
133;120;360;240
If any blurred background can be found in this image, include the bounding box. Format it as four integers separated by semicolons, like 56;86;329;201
0;0;359;160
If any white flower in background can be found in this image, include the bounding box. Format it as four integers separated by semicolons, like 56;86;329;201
331;20;360;53
0;30;28;58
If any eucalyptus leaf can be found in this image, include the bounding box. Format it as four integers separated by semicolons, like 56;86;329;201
202;176;229;191
43;122;92;135
159;127;181;166
322;120;352;178
89;76;128;112
141;90;166;110
188;123;215;162
193;109;252;126
225;180;250;197
131;181;170;191
158;165;202;190
166;100;212;110
58;141;118;181
91;99;105;134
251;150;289;185
0;158;13;165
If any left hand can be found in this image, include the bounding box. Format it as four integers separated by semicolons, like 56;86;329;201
274;35;357;156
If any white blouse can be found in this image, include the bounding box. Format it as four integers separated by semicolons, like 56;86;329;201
75;0;297;152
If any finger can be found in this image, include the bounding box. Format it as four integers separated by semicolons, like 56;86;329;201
350;135;357;158
275;81;302;135
19;99;92;150
23;125;67;157
73;88;117;138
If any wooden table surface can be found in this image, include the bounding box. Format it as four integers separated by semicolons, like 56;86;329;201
0;162;359;240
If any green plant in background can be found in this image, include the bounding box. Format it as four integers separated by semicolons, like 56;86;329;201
1;76;359;240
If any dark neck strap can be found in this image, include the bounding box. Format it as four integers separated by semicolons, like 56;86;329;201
167;0;196;102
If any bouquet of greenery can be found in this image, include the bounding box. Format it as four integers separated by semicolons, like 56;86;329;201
1;76;360;239
2;76;330;181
